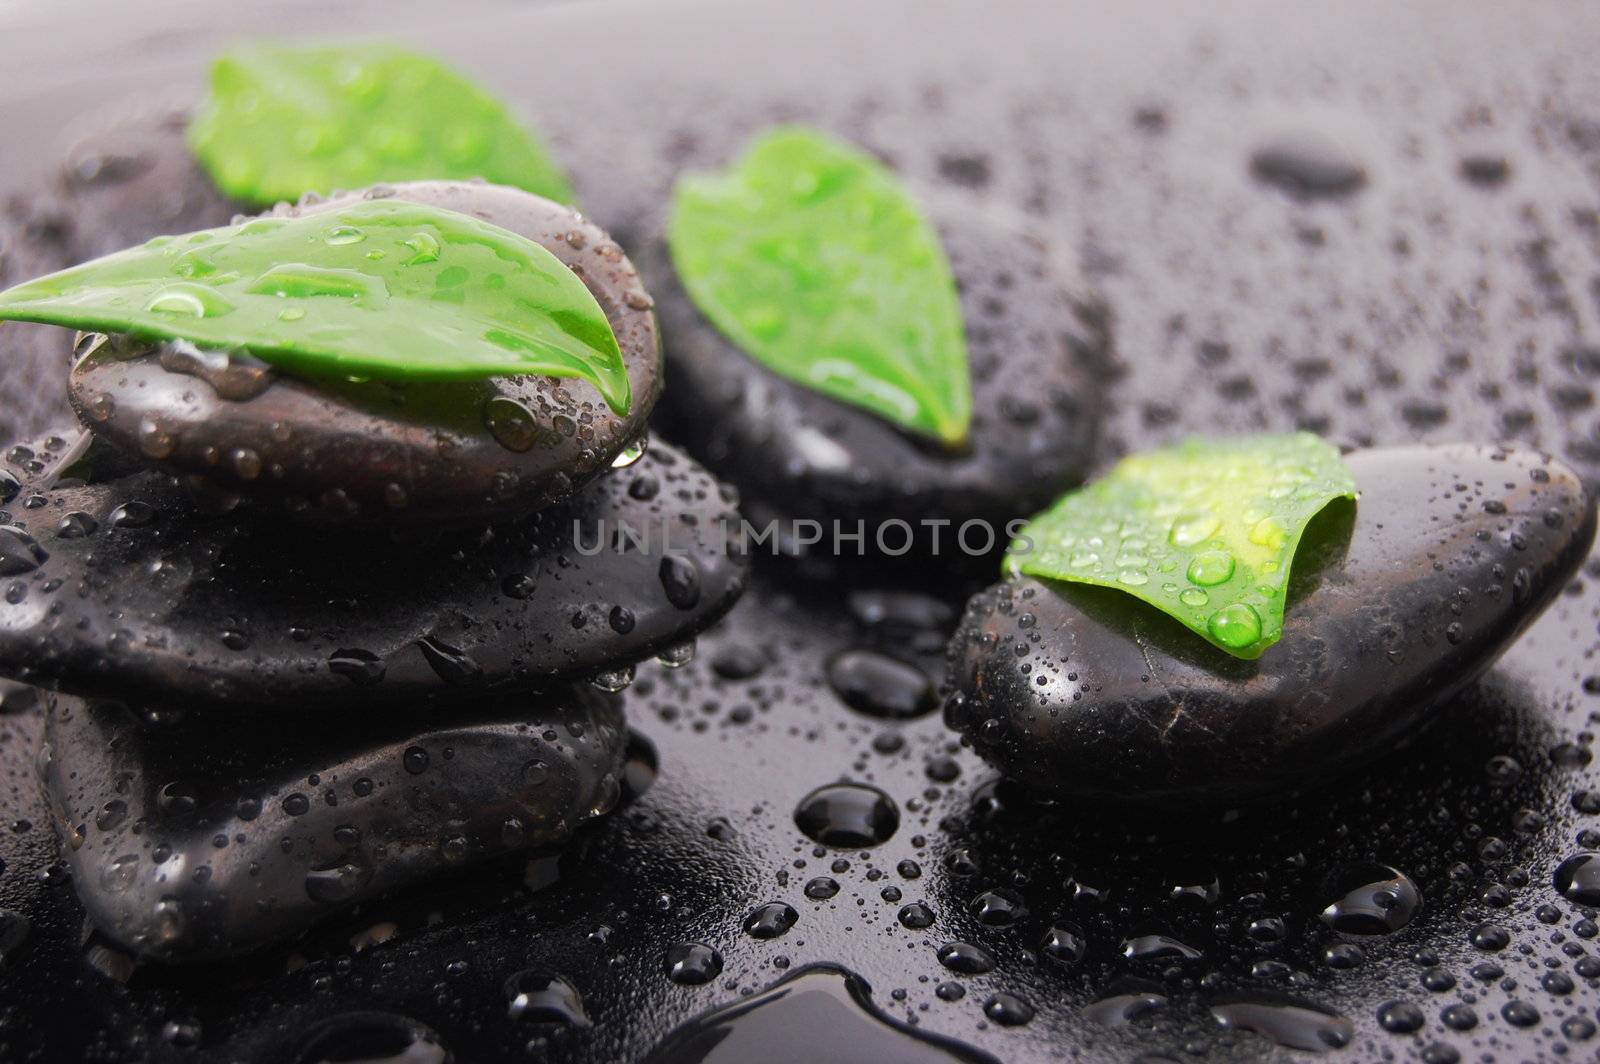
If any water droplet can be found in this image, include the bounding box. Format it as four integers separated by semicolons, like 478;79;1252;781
1318;864;1422;934
1121;934;1202;961
144;283;234;318
643;964;990;1063
794;783;900;847
328;648;385;686
1041;923;1087;966
323;224;366;246
982;993;1034;1026
612;438;648;469
743;902;799;940
591;666;635;693
659;556;701;609
1211;1000;1354;1052
1084;982;1167;1026
505;970;591;1027
1208;602;1262;648
967;888;1027;927
657;641;696;669
898;902;935;930
1187;550;1235;586
1554;853;1600;905
1377;1001;1425;1034
55;511;97;539
416;636;482;686
402;232;440;265
1249;516;1287;550
826;650;935;719
1169;512;1220;547
936;941;995;974
485;397;543;453
664;942;723;986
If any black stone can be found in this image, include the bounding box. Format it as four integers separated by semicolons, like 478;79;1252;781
646;195;1108;556
42;685;625;960
946;446;1596;804
67;180;662;525
55;105;235;262
0;431;745;711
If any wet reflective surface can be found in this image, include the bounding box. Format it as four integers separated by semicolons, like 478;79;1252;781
2;0;1600;1061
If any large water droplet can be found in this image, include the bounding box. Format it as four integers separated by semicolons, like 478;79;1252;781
826;650;935;719
664;942;723;986
1318;864;1422;934
1554;853;1600;905
742;902;799;940
1207;602;1262;649
1186;550;1235;586
1169;511;1220;547
641;964;992;1063
506;970;591;1027
144;283;235;318
1211;1000;1354;1053
794;783;899;847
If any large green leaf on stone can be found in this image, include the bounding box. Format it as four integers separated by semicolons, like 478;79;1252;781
0;199;629;412
189;42;574;206
1006;433;1358;659
668;127;971;446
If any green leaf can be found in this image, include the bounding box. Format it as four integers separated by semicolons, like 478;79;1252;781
188;43;574;207
0;199;630;413
667;126;971;446
1006;433;1357;659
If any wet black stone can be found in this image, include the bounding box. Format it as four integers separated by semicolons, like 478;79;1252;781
647;196;1107;556
67;180;662;526
0;431;745;711
56;105;235;262
947;446;1596;804
42;685;626;960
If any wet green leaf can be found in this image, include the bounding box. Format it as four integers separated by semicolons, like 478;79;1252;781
1006;433;1357;659
189;43;574;206
0;200;629;412
667;127;971;445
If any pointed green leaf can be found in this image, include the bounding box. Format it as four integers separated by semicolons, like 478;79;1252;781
0;199;629;412
188;43;574;206
1006;433;1357;659
667;127;971;445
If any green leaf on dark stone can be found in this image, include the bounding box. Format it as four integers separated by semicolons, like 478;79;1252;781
188;42;574;207
667;126;971;445
1006;433;1357;659
0;199;629;412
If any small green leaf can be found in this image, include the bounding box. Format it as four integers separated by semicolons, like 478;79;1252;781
667;127;971;445
0;199;629;412
1006;433;1357;659
188;43;574;206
